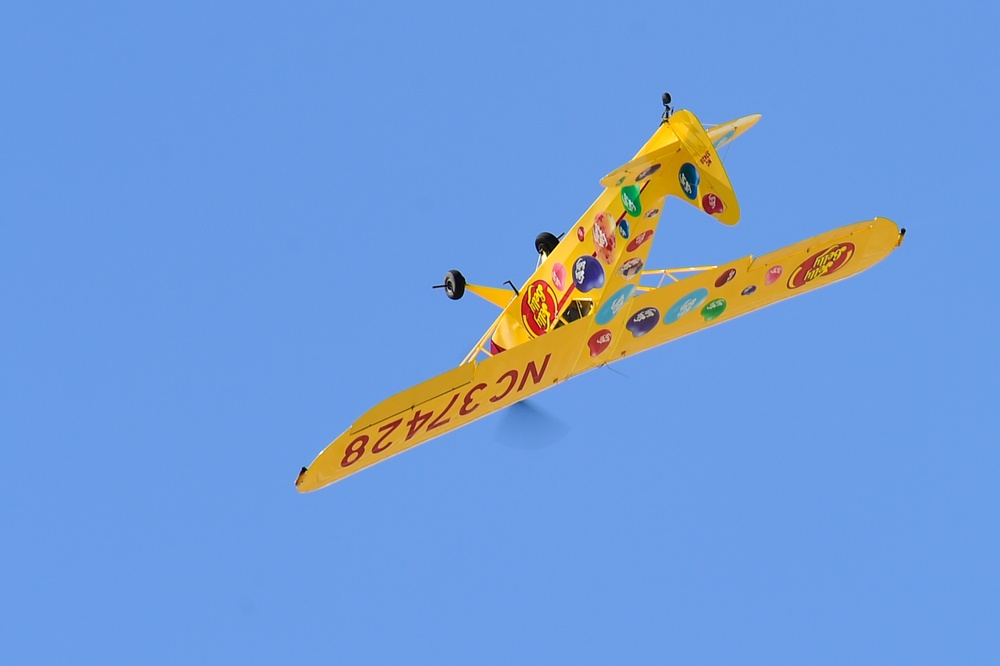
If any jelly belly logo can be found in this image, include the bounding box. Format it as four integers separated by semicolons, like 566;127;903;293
764;265;783;286
572;255;605;292
626;307;659;337
595;284;636;325
520;280;558;336
626;229;654;252
702;193;725;215
715;267;736;288
593;211;617;265
617;218;630;239
635;163;661;182
712;129;735;149
663;288;709;324
551;262;567;291
787;242;856;289
701;298;727;322
678;163;699;200
621;185;642;217
588;329;613;357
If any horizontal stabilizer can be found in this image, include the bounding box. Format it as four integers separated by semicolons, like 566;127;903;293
600;110;748;225
704;114;761;151
467;284;517;308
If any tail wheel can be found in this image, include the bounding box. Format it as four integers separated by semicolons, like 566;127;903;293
443;270;466;300
535;232;559;257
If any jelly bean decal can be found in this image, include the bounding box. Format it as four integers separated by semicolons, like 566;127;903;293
588;329;613;357
618;257;643;280
712;129;735;149
617;218;630;239
626;229;654;252
678;163;699;200
741;285;757;296
577;226;585;242
715;268;737;288
626;307;659;337
701;298;727;321
635;163;661;182
551;262;567;291
593;211;617;265
787;243;855;289
663;288;709;324
572;255;605;293
644;208;660;219
595;285;636;325
621;185;642;217
764;265;783;286
702;193;725;215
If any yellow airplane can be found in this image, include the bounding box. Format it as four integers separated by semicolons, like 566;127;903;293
295;95;904;493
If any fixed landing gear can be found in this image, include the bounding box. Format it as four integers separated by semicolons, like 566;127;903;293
433;270;466;300
442;270;466;300
436;231;561;302
535;232;559;257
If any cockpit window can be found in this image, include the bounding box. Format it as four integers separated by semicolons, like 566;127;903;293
555;299;594;328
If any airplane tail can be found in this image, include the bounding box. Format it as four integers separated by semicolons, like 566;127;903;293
600;111;760;226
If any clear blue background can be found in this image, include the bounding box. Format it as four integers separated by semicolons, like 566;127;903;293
3;1;998;663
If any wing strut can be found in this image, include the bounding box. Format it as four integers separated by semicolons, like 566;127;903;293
460;308;508;365
637;265;718;291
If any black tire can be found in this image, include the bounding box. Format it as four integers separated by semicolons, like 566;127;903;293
535;232;560;257
444;270;466;300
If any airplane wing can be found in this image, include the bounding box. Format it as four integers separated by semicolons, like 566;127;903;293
298;108;761;491
296;218;902;491
295;312;598;492
607;218;904;362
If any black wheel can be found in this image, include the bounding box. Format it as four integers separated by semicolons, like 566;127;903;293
444;270;466;300
535;232;559;257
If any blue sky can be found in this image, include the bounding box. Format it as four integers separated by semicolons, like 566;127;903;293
3;1;998;663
